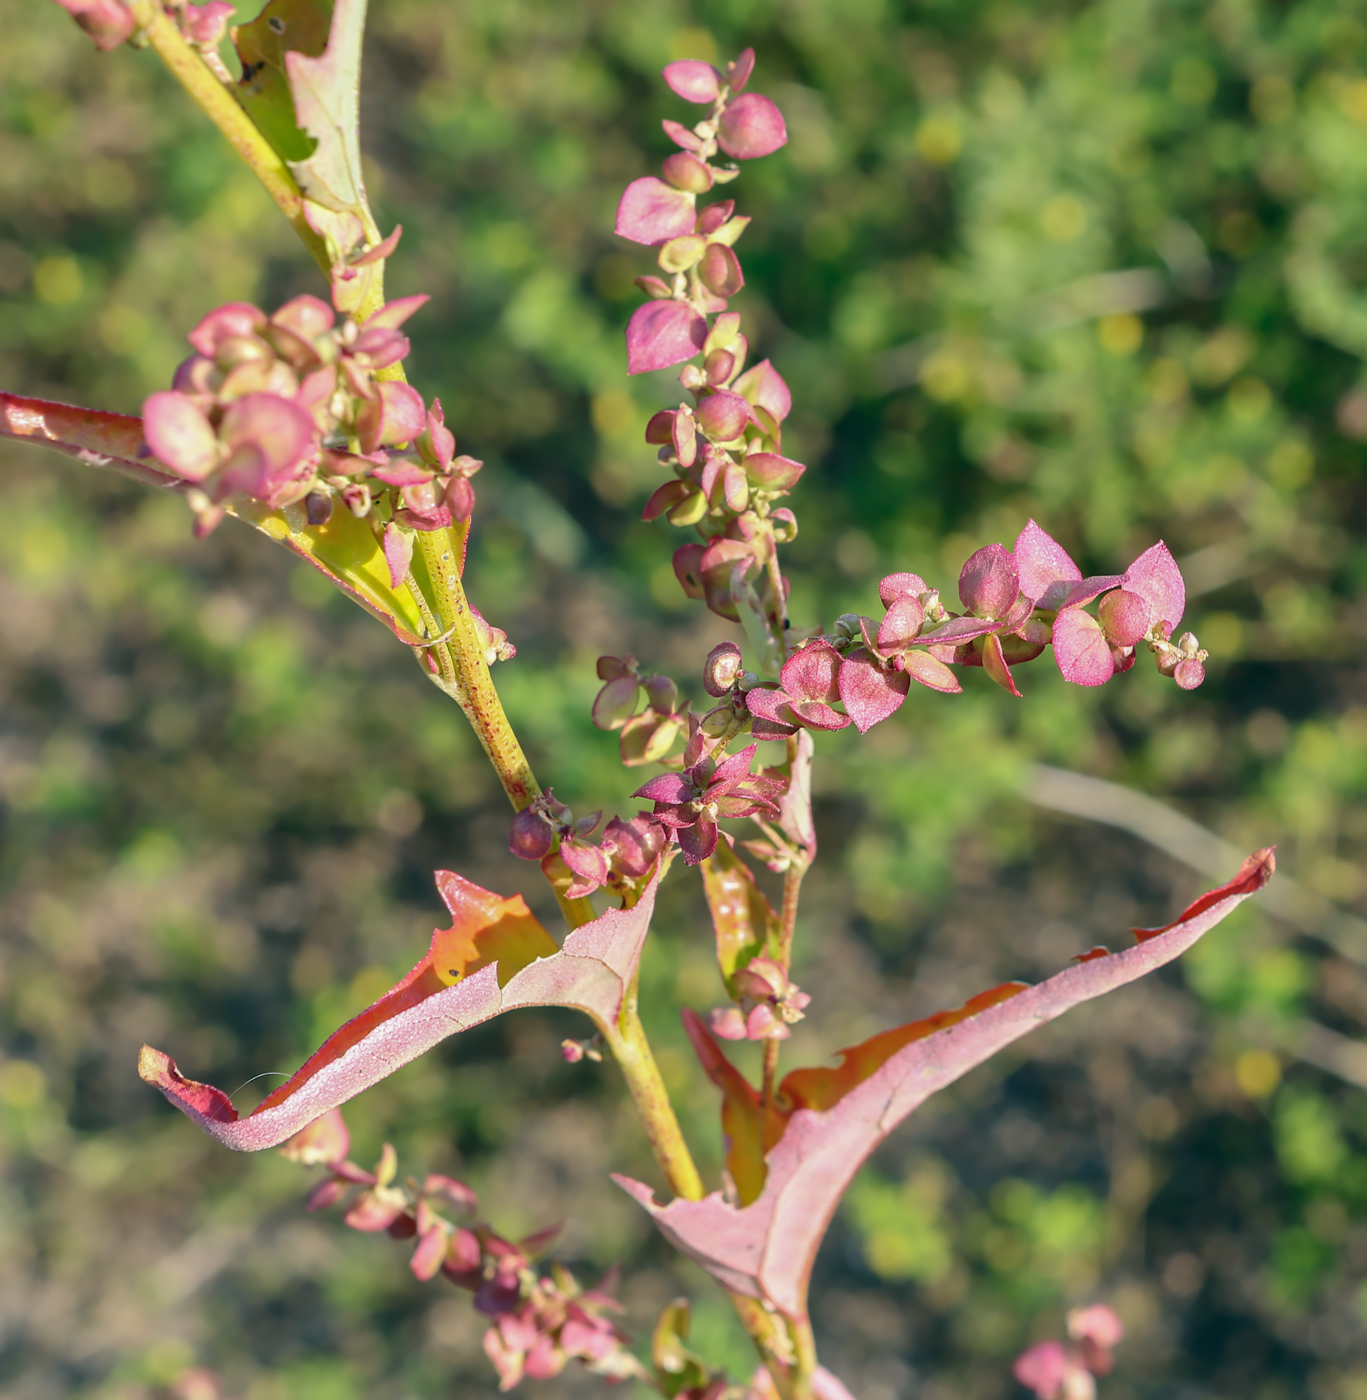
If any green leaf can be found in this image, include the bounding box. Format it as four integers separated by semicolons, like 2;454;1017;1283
232;0;333;165
283;0;369;216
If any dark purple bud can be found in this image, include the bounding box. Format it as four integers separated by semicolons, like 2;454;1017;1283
1098;588;1151;648
305;490;332;525
574;810;604;838
727;48;756;91
509;808;553;861
663;60;723;104
698;243;744;299
662;151;714;194
717;93;788;159
703;641;744;696
616;177;698;247
695;390;749;441
743;452;805;492
958;542;1020;618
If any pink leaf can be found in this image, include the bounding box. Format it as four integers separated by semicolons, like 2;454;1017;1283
140;868;664;1151
615;851;1273;1320
615;176;698;246
718;93;788;159
958;542;1019;618
141;391;219;481
1013;520;1082;610
878;572;929;607
877;595;925;652
838;651;910;733
1052;608;1116;687
357;381;426;453
1123;540;1185;632
625;301;708;375
662;60;723;104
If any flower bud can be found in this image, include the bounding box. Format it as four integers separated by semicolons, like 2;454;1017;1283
635;274;673;299
673;407;697;468
770;508;798;542
444;476;475;522
703;641;744;695
1173;658;1205;689
661;151;714;193
509;808;553;860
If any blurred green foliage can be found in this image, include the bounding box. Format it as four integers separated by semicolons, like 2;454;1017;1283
3;0;1367;1397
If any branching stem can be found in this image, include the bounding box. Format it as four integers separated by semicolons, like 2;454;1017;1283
128;2;331;275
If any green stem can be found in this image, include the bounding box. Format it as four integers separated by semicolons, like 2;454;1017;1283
128;1;331;276
604;990;704;1202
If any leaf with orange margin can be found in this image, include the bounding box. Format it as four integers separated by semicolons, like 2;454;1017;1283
0;392;465;647
681;1008;767;1206
140;865;663;1151
617;849;1274;1321
700;841;778;993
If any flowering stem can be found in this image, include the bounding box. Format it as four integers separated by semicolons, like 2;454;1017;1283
127;1;331;276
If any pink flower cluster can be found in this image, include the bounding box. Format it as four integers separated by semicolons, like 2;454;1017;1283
54;0;236;55
708;954;811;1041
1013;1305;1125;1400
619;52;800;625
721;520;1203;736
508;792;666;897
140;288;481;577
280;1109;641;1392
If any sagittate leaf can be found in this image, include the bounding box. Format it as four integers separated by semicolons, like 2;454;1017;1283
0;393;452;648
141;866;664;1151
616;849;1274;1320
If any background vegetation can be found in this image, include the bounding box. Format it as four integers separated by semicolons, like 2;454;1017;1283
2;0;1366;1396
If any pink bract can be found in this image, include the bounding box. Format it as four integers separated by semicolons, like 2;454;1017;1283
1052;607;1116;687
663;59;723;103
718;93;789;159
615;176;698;246
625;300;708;375
142;391;219;482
